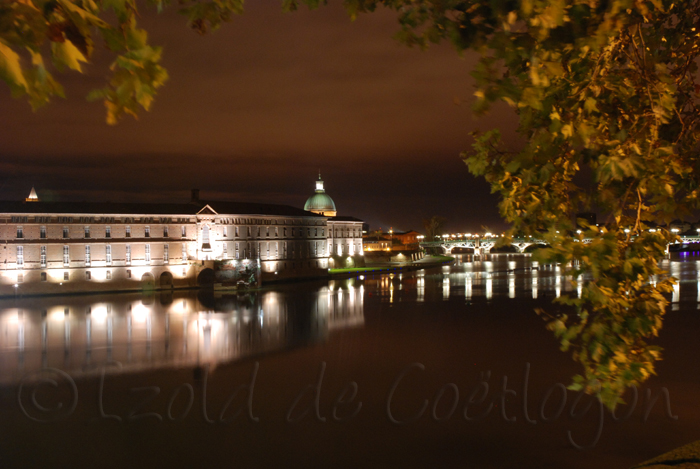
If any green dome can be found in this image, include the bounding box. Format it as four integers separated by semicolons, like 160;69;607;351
304;174;337;214
304;193;336;212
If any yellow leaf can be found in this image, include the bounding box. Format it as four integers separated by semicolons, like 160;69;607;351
53;40;88;72
0;40;28;91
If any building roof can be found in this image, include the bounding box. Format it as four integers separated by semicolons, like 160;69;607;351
363;236;390;242
329;216;363;222
304;174;336;213
0;200;322;218
26;187;39;202
393;230;421;236
304;194;336;213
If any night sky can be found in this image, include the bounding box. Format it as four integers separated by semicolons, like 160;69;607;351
0;1;521;233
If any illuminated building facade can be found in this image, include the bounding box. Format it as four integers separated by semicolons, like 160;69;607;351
303;175;364;268
0;188;362;296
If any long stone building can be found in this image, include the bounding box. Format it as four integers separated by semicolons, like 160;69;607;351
0;180;363;296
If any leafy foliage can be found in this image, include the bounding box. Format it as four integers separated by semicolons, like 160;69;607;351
337;0;699;408
0;0;244;123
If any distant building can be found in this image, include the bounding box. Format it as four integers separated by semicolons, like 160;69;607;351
363;235;391;251
363;229;422;251
392;230;421;249
0;182;364;296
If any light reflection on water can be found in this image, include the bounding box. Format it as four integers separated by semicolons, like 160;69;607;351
363;253;700;306
0;279;365;385
1;253;697;384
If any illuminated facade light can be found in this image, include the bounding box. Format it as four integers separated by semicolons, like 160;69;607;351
0;180;364;292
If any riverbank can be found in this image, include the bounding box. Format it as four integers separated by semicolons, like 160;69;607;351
634;440;700;468
328;255;454;277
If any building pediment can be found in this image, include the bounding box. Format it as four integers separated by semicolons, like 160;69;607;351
197;205;218;216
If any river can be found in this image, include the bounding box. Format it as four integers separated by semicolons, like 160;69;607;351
0;253;698;468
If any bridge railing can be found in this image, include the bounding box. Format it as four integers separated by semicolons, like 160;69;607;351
419;234;700;249
419;237;541;247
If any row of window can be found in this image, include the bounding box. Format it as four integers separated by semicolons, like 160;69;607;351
16;245;173;267
11;216;187;224
17;226;186;239
332;228;361;238
13;239;348;267
209;226;329;239
13;225;352;240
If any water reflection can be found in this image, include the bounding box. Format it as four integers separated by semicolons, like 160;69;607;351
0;279;365;385
362;253;700;306
2;253;698;385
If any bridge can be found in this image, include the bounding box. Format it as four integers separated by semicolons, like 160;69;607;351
420;237;546;255
420;235;700;256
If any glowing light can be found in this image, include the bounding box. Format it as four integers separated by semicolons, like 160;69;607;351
91;306;108;322
132;304;151;323
4;310;21;324
49;309;66;322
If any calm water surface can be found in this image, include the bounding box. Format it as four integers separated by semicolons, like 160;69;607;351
1;253;699;468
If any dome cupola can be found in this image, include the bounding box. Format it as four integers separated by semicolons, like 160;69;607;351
304;173;337;216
